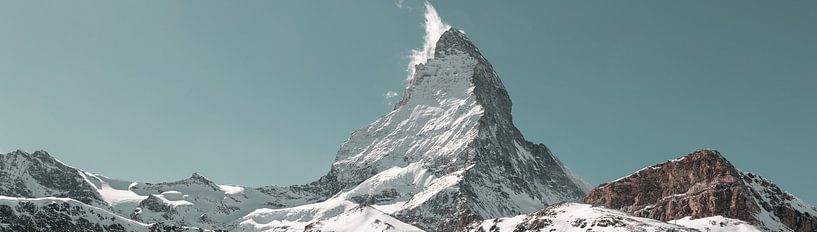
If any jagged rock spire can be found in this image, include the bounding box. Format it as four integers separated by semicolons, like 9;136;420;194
435;28;483;60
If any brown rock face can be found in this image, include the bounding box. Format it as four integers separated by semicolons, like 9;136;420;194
584;149;817;232
584;150;758;222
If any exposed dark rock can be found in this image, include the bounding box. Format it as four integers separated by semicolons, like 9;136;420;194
584;149;817;232
0;150;103;206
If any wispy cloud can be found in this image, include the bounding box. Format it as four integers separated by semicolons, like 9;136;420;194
406;2;450;81
394;0;410;10
385;91;399;99
384;90;400;107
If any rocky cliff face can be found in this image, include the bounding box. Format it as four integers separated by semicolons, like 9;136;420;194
0;150;103;206
0;196;215;232
584;149;817;232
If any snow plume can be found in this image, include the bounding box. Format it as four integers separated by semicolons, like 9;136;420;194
407;2;450;81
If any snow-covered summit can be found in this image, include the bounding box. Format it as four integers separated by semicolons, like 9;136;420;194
268;24;592;231
0;150;104;206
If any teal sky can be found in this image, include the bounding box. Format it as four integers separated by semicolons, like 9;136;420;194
1;1;815;204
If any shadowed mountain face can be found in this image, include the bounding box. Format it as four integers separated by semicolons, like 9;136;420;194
584;149;817;232
0;150;103;206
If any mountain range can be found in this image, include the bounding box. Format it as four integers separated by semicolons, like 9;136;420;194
1;4;814;232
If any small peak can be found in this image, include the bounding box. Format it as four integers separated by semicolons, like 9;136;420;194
3;149;53;159
693;148;720;155
139;194;172;212
434;28;481;59
190;172;208;180
188;172;215;185
439;27;467;40
686;148;726;161
659;149;733;170
4;149;61;164
31;150;53;159
6;149;28;156
664;149;724;163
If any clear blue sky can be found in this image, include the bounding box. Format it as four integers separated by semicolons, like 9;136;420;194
1;1;815;204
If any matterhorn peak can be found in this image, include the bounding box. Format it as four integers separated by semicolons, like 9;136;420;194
397;26;509;116
305;4;592;230
434;28;482;59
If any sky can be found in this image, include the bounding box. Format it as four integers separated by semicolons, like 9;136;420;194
1;1;815;204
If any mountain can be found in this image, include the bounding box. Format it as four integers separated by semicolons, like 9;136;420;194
0;194;221;232
468;149;817;232
238;27;591;232
0;150;104;206
584;149;817;232
2;4;814;232
0;20;591;232
0;196;149;232
0;150;283;231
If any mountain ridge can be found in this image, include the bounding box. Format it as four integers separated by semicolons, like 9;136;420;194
0;3;814;232
0;24;596;231
584;149;817;232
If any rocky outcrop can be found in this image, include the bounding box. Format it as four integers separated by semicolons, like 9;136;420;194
584;149;757;222
584;149;817;232
742;172;817;232
0;197;148;232
0;150;103;206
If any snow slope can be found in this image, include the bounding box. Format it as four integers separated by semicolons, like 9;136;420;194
87;172;286;230
0;196;149;232
674;216;761;232
237;198;423;232
237;161;470;231
304;206;423;232
470;203;761;232
740;172;817;232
